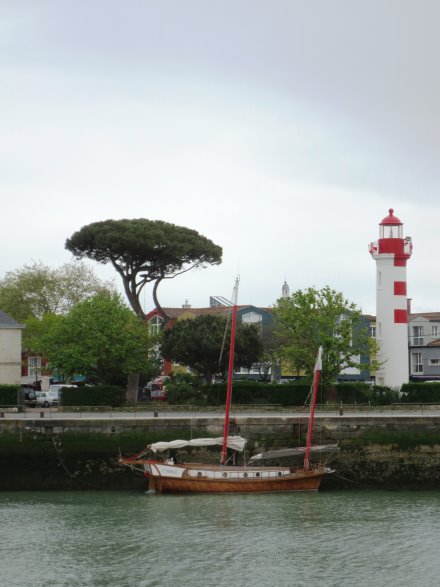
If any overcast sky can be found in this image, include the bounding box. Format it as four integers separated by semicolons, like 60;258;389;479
2;1;439;315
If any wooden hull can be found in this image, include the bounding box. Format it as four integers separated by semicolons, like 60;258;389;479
148;466;329;494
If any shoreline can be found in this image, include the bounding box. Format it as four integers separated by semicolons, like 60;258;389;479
1;412;440;490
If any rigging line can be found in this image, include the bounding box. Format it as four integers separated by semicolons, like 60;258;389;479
302;384;313;411
332;472;377;489
218;281;236;369
219;310;231;369
52;436;74;479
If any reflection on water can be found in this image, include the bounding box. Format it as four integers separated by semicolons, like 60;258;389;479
1;490;440;587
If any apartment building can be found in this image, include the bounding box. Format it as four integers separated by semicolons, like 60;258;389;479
408;312;440;381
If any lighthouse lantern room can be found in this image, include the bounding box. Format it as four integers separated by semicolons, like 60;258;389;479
369;209;412;388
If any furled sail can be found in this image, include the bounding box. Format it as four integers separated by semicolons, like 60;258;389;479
148;436;247;453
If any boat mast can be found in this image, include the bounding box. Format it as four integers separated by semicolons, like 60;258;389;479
303;346;323;471
221;277;240;465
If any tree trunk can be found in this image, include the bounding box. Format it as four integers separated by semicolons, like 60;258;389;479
153;277;171;322
126;373;139;403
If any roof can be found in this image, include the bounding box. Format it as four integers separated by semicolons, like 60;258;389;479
380;208;402;225
428;339;440;347
362;314;376;321
0;310;24;329
409;312;440;322
148;308;440;324
146;305;272;320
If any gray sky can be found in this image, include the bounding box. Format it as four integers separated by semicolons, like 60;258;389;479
2;1;439;314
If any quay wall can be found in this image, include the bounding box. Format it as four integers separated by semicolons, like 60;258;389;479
1;414;440;490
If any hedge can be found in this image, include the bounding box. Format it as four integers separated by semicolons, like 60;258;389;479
166;380;398;406
0;385;20;406
168;381;315;406
400;382;440;403
61;385;126;407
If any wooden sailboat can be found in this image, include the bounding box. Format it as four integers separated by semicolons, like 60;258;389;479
120;279;334;494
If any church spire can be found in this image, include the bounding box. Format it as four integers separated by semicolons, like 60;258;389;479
281;280;290;299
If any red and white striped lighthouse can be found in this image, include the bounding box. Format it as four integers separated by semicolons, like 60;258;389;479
369;209;412;388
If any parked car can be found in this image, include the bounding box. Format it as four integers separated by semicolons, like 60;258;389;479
140;377;169;401
36;391;60;407
36;384;77;407
48;384;77;393
150;384;168;401
22;386;37;407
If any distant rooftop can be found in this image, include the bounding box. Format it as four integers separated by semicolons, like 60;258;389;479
0;310;24;328
410;312;440;321
161;305;272;320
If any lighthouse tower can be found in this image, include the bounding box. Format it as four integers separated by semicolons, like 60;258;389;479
369;209;413;388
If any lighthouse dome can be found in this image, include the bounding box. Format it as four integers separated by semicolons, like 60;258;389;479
380;208;402;226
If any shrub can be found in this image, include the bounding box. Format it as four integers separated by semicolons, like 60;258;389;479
332;383;396;405
366;385;399;405
333;382;370;404
166;383;210;405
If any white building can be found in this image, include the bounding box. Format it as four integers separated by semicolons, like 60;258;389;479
408;312;440;381
0;310;24;384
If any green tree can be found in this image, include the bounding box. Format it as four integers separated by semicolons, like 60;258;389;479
161;314;263;382
0;260;114;322
22;313;64;354
41;292;153;400
65;219;222;320
258;326;284;382
274;286;378;385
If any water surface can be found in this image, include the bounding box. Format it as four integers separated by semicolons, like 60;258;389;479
1;490;439;587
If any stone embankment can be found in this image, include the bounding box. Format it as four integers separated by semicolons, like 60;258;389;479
1;410;440;490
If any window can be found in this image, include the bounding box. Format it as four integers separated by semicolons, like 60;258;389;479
28;356;41;377
370;326;376;338
242;312;262;324
241;311;262;335
412;326;424;346
428;358;440;366
149;315;163;336
237;364;263;375
432;326;439;338
411;353;423;374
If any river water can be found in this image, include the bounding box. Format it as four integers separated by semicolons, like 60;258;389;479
1;490;439;587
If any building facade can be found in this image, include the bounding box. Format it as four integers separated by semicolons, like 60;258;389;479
339;312;440;384
336;314;376;383
0;310;24;385
408;312;440;381
146;300;275;380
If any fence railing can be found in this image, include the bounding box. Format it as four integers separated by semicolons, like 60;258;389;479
2;403;440;418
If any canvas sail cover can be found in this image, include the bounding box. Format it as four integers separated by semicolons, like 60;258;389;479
249;444;338;462
148;436;247;453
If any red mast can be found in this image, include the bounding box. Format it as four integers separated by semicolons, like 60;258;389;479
303;346;323;471
221;277;239;466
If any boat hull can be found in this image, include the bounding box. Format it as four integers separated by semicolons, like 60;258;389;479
149;467;329;494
